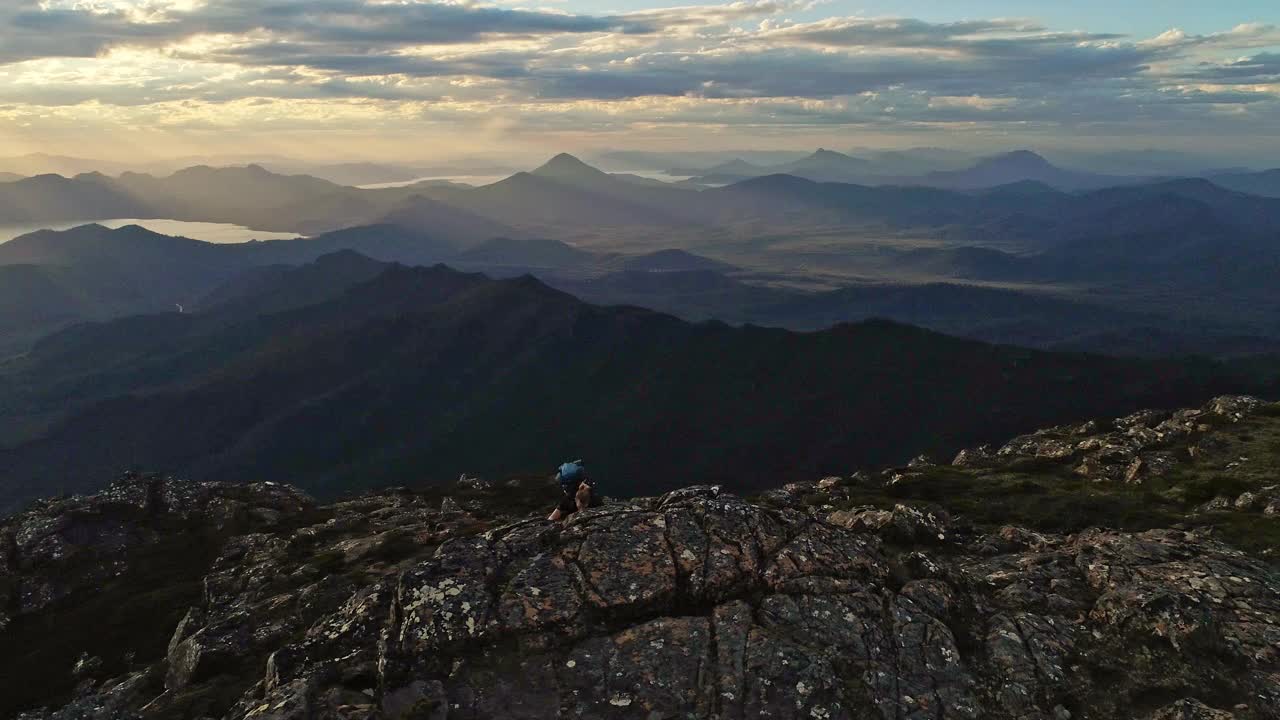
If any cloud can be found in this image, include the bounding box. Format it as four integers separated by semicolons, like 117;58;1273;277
0;0;818;66
0;1;1278;152
1145;22;1280;52
753;17;1053;47
1184;53;1280;84
0;0;647;65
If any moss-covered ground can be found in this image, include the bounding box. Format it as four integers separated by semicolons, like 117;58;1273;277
805;401;1280;557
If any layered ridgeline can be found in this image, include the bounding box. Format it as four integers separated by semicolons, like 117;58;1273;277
2;396;1279;719
0;223;729;355
0;224;466;352
4;223;1278;362
14;151;1280;235
7;157;1280;355
7;156;1280;244
0;252;1261;511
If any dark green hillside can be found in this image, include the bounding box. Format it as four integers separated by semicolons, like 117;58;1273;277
0;260;1260;510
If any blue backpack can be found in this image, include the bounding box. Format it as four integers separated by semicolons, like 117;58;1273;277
558;460;585;492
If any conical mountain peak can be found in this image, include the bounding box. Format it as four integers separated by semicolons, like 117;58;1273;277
531;153;608;180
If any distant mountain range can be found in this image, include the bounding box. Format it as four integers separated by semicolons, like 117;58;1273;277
422;154;701;229
920;150;1137;191
0;157;712;234
4;149;1280;519
5;182;1280;357
596;150;812;173
665;146;1280;186
610;248;736;273
0;152;518;187
0;254;1260;511
5;152;1280;240
770;149;876;183
452;236;598;270
552;268;1280;358
639;147;978;177
677;148;1147;190
0;164;542;235
5;153;1280;359
1;218;1260;361
693;168;1280;247
375;194;520;246
850;147;976;175
0;223;740;352
670;148;1280;195
1208;168;1280;198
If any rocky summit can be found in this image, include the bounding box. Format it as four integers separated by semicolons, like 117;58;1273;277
3;398;1280;720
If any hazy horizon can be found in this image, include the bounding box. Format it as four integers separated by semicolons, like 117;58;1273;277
1;1;1278;167
1;144;1277;173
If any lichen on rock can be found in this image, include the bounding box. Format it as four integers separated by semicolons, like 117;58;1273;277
6;398;1280;720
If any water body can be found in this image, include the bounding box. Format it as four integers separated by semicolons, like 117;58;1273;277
617;170;698;183
357;170;697;190
358;174;509;189
0;218;300;245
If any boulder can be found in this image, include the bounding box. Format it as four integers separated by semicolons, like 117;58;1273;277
1206;395;1262;422
999;434;1076;461
1124;451;1178;484
828;504;951;544
1116;409;1171;430
71;652;103;679
907;454;934;468
1236;486;1279;512
1145;699;1236;719
952;445;995;467
1074;455;1125;482
456;474;492;491
782;480;817;496
1196;495;1236;513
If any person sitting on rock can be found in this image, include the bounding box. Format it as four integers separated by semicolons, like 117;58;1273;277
548;459;596;521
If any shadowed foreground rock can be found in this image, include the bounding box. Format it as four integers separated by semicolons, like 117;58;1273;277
5;471;1277;720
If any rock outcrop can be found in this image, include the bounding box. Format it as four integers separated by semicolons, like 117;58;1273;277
4;397;1280;720
3;483;1275;719
965;395;1262;485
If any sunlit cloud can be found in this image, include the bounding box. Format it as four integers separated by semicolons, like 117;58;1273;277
0;1;1278;158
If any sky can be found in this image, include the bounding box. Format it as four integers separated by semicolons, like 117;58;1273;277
0;1;1277;165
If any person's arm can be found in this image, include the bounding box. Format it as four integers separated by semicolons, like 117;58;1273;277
575;482;592;512
548;507;563;521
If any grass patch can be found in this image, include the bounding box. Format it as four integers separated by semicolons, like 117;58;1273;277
1255;403;1280;419
1179;474;1255;506
1210;513;1280;556
820;412;1280;559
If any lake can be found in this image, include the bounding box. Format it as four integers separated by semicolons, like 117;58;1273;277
0;218;301;245
357;170;697;189
358;174;510;189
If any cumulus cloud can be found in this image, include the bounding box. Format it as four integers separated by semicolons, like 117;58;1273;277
1184;52;1280;84
752;17;1053;47
0;0;646;65
0;0;1277;149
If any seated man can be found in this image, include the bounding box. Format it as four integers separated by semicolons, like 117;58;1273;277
548;459;596;521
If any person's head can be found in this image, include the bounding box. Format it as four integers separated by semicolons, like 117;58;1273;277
559;460;585;491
